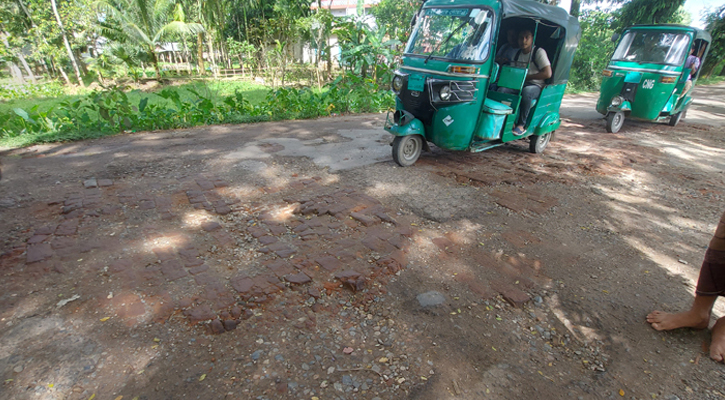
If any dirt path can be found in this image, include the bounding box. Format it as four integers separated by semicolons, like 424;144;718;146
1;86;724;400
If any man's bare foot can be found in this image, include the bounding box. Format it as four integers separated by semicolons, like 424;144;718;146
710;317;725;362
646;310;709;331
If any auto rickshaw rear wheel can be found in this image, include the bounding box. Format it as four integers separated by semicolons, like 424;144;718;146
392;135;423;167
529;131;553;154
668;111;684;126
605;111;624;133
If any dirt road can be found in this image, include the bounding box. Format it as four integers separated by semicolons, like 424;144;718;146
1;85;724;400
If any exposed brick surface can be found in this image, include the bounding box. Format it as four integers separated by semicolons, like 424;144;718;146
315;255;341;272
230;275;254;293
26;244;53;264
201;221;222;232
285;272;312;284
161;260;188;281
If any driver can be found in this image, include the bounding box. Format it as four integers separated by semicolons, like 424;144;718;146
635;34;666;63
499;29;551;136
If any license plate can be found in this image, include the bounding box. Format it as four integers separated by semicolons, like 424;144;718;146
407;74;425;92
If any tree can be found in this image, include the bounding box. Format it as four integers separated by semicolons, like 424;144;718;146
703;5;725;76
368;0;420;44
51;0;84;86
615;0;686;29
569;9;616;90
94;0;204;79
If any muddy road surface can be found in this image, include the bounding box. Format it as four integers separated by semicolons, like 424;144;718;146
1;84;725;400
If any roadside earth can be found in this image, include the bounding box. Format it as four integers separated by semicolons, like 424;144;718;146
1;84;724;400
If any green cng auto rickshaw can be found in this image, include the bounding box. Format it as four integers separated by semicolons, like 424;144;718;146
384;0;580;167
596;25;711;133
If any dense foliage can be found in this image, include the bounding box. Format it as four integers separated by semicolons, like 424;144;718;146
0;73;393;147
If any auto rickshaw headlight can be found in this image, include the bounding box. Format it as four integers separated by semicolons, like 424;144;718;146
439;85;452;101
660;76;677;84
611;96;624;107
392;76;404;93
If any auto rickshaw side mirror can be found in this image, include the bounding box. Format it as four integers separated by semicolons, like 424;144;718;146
611;33;620;43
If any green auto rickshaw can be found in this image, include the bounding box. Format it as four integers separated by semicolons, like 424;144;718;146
597;25;711;133
384;0;580;167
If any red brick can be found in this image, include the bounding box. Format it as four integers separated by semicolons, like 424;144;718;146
55;219;79;236
161;260;188;281
184;305;216;323
189;264;209;275
34;225;56;235
201;221;222;232
259;235;278;245
231;275;254;293
152;247;175;262
27;235;49;244
196;179;215;190
212;231;235;247
194;273;220;286
362;236;396;254
266;224;287;236
315;255;341;272
351;211;378;227
266;260;296;277
495;281;530;307
285;272;312;285
248;226;268;238
26;244;53;264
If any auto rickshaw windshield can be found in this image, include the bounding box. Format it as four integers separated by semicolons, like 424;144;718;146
405;7;493;63
611;31;691;65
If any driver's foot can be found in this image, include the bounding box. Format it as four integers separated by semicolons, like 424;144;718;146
512;126;525;136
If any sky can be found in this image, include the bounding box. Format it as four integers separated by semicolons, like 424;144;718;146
556;0;720;29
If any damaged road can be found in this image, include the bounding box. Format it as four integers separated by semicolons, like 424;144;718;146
1;84;725;399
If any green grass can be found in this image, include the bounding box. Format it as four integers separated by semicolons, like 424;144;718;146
0;79;269;115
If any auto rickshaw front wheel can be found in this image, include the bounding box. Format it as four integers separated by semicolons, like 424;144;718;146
668;111;684;127
392;135;423;167
605;111;624;133
529;131;553;154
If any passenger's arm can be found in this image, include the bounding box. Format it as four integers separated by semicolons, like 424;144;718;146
526;65;551;81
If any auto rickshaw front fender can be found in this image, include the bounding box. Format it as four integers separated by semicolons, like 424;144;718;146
534;112;561;136
607;100;632;113
384;110;426;137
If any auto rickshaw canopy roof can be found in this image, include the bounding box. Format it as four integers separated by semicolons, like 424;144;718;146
421;0;581;84
623;24;712;43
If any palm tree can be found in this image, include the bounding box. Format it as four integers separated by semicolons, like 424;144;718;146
93;0;204;79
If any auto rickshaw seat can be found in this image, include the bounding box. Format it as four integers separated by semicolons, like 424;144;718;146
496;65;527;93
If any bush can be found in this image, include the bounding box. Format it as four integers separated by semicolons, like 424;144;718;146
0;74;395;147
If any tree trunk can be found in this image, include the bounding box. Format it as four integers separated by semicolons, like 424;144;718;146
570;0;581;17
18;53;37;84
8;63;25;83
197;32;205;75
0;30;31;84
150;47;162;80
75;49;88;75
719;63;725;76
50;0;84;86
207;33;218;78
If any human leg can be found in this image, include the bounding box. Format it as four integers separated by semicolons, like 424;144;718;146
647;248;725;331
516;84;541;129
646;294;715;331
711;317;725;362
679;80;692;99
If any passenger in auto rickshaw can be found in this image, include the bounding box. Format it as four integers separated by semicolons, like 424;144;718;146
680;45;701;98
498;28;552;136
495;27;520;64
